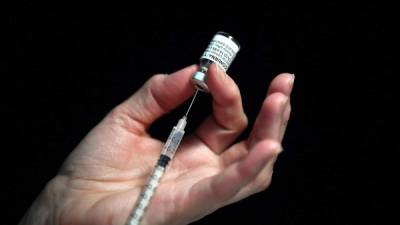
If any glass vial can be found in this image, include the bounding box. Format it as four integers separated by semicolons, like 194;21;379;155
192;31;240;92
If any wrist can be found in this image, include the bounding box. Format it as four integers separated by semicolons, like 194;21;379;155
19;176;66;225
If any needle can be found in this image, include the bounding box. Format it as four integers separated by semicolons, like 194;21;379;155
184;89;199;117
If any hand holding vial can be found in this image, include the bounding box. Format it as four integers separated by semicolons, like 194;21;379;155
19;32;294;225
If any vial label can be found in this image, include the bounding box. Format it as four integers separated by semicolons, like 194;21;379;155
201;34;240;71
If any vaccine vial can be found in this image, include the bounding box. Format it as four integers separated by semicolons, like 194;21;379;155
192;31;240;92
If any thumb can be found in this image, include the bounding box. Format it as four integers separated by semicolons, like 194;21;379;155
106;65;198;134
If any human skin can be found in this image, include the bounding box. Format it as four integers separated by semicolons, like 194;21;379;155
19;64;294;225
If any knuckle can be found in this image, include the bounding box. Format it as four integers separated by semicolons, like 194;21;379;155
216;83;241;107
224;91;241;106
108;105;130;126
283;105;292;123
107;105;143;133
254;174;273;192
269;148;282;160
108;104;128;121
146;74;171;112
237;114;249;131
149;73;166;82
146;74;166;90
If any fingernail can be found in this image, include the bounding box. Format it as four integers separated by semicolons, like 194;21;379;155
289;74;295;86
288;74;295;94
215;63;226;80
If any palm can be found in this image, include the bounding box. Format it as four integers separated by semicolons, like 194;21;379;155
58;119;224;225
47;65;293;225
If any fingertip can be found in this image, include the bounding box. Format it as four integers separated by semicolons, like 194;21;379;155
165;64;198;87
153;64;198;99
169;64;199;77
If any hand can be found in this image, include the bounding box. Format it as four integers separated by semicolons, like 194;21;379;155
19;64;294;225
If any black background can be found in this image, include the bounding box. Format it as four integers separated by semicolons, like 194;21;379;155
4;2;397;225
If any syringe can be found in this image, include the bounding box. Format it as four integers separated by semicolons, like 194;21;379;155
125;90;199;225
126;31;240;225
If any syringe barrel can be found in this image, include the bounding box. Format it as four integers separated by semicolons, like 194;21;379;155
126;117;187;225
161;123;186;158
126;165;165;225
